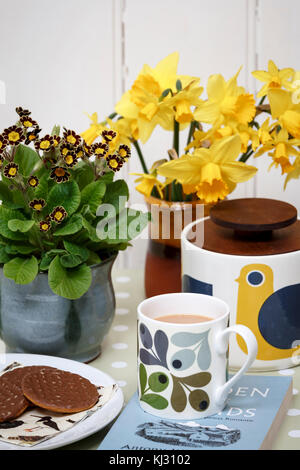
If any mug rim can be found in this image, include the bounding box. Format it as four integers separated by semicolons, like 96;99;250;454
138;292;230;327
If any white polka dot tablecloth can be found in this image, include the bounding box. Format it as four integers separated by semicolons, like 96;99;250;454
1;268;300;450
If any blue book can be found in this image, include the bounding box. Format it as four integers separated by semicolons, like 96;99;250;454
99;374;292;450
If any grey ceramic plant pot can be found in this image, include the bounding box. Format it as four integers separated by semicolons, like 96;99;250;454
0;255;117;363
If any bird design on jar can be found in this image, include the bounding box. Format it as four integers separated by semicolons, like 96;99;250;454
235;263;300;361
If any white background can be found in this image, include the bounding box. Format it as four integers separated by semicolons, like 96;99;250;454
0;0;299;268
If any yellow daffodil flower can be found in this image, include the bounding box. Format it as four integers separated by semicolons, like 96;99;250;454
252;60;294;97
268;88;300;138
80;112;104;145
284;155;300;188
257;118;273;145
255;128;300;174
194;69;256;129
115;52;202;143
157;135;257;203
132;173;166;199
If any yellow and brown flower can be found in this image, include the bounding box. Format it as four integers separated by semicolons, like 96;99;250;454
106;154;124;172
60;143;72;157
50;206;67;224
39;219;51;232
64;152;78;168
63;129;81;147
35;134;54;152
0;134;8;154
52;135;61;148
27;175;39;188
3;162;18;178
29;198;46;212
16;107;31;117
82;141;93;157
102;129;117;143
20;116;38;129
118;144;131;160
25;127;41;145
92;142;109;158
50;166;70;183
3;126;25;145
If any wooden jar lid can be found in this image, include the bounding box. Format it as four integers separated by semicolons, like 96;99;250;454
191;198;300;256
210;198;297;233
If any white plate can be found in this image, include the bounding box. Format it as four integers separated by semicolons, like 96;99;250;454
0;353;124;450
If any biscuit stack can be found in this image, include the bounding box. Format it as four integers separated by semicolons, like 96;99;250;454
0;366;99;423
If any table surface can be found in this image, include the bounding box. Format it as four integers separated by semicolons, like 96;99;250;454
1;268;300;450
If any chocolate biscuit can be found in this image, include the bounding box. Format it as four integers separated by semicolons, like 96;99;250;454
21;369;99;413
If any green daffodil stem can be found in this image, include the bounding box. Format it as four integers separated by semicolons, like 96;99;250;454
239;149;254;163
133;140;149;174
171;119;183;201
186;121;196;151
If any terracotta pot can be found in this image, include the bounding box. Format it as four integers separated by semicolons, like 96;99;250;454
144;195;212;298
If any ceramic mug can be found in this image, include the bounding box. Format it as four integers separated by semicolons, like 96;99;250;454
137;293;257;420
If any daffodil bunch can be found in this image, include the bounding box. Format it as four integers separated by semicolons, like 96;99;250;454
0;107;148;299
82;54;300;204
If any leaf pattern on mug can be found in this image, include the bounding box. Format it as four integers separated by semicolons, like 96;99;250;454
171;329;211;371
181;372;211;388
189;389;210;412
139;323;169;370
139;363;147;395
154;330;169;368
139;365;170;410
140;348;163;367
171;376;187;412
139;323;153;349
140;394;169;410
170;372;211;413
170;349;195;371
148;372;169;393
171;331;209;347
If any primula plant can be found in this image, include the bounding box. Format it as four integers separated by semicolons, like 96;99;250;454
83;54;300;204
0;107;148;299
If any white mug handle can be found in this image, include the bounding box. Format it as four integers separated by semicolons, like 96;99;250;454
214;324;258;408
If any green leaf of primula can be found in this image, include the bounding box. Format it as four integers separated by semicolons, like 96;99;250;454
47;180;81;217
14;144;40;177
3;256;38;284
8;219;35;233
5;243;37;255
63;240;89;262
102;180;129;216
80;181;106;214
0;247;11;263
86;250;101;266
0;206;27;241
48;256;92;299
72;162;94;190
0;182;24;209
53;214;83;237
60;254;83;268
